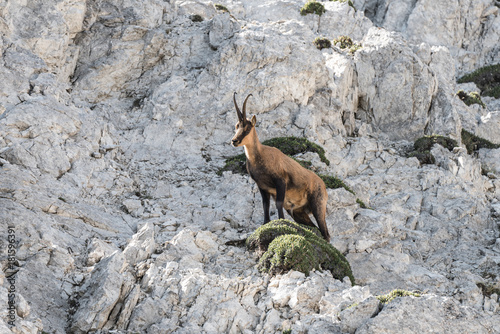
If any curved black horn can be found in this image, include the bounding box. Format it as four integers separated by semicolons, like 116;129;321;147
242;94;253;120
233;92;243;121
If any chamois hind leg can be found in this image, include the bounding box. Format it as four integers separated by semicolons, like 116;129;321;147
274;179;286;220
290;208;317;229
311;196;330;242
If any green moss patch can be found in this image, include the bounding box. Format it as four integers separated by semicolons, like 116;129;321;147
263;137;330;166
408;135;457;165
300;1;326;16
457;64;500;98
247;219;355;283
319;174;353;193
376;289;421;304
457;90;486;108
217;153;246;176
461;129;500;154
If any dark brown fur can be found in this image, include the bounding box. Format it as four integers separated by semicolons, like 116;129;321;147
231;93;330;242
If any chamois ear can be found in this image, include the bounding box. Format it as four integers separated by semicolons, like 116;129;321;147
251;115;257;126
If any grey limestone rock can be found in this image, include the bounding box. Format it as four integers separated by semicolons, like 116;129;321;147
1;0;500;333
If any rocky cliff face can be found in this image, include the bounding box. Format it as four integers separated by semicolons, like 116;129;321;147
1;0;500;333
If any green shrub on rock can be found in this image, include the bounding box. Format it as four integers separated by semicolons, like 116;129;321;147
333;35;362;54
408;135;457;165
190;14;204;22
457;63;500;99
247;219;355;283
413;135;457;152
314;37;332;50
457;90;486;108
214;4;229;13
300;1;326;16
461;129;500;154
216;153;246;176
333;35;354;49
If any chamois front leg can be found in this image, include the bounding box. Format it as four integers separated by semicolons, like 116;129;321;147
274;179;286;220
259;187;271;224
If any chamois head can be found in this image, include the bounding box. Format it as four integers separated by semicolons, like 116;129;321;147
231;92;256;147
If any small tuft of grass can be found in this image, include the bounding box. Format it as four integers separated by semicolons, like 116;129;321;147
457;64;500;98
300;1;326;16
214;4;229;13
356;198;367;208
461;129;500;154
376;289;422;304
314;37;332;50
457;90;486;108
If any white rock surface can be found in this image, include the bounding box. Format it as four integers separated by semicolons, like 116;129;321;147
354;0;500;74
0;0;499;333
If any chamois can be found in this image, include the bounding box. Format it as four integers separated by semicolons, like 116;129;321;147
231;92;331;242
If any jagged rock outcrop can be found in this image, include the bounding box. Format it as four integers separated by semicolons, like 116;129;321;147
353;0;500;74
0;0;499;333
